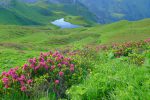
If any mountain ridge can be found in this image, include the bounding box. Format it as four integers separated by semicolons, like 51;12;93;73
0;0;97;25
0;0;150;25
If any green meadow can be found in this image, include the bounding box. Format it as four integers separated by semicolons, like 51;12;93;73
0;18;150;99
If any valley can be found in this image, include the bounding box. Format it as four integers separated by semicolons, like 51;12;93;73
0;0;150;100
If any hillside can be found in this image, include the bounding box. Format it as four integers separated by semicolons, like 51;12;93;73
1;0;150;25
79;0;150;23
0;0;97;25
0;19;150;70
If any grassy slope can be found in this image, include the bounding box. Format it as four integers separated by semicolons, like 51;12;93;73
65;16;96;26
0;7;40;25
79;18;150;44
0;1;97;26
0;19;150;71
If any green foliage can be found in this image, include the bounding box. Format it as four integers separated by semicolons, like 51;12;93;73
67;58;150;100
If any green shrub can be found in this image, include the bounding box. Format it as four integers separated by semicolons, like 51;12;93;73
67;59;150;100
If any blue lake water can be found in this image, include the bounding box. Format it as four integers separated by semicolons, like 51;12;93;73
51;18;80;29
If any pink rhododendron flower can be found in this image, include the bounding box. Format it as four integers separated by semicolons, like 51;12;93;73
59;71;64;77
70;67;75;72
62;61;68;66
28;59;33;63
21;86;27;91
39;57;45;62
55;80;59;85
2;77;9;84
23;64;28;70
51;65;55;70
67;58;71;61
5;85;9;88
30;63;35;68
44;65;49;70
35;66;40;71
27;79;33;84
70;64;74;68
43;53;47;57
39;62;46;67
14;67;19;71
47;58;52;63
20;81;25;85
11;73;18;80
18;75;25;81
2;71;7;76
58;63;62;68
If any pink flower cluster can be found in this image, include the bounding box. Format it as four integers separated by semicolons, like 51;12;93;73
24;51;75;85
23;51;75;74
1;67;32;91
144;38;150;43
1;51;76;93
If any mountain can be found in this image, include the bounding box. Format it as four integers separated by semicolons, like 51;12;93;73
0;0;150;25
0;0;97;25
79;0;150;23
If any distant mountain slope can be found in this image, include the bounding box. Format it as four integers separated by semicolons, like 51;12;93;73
0;0;150;25
0;7;40;25
79;0;150;23
0;0;97;25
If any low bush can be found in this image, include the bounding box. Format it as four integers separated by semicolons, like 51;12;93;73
0;51;91;99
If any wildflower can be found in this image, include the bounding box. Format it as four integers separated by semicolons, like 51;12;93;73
20;81;25;85
32;58;36;64
51;65;55;70
52;54;56;57
40;52;43;56
2;71;7;76
67;58;71;61
47;58;52;63
18;75;25;81
39;62;46;67
70;67;74;72
27;79;33;84
14;67;19;71
55;80;59;85
11;73;18;80
39;57;45;62
22;64;28;70
35;66;40;71
21;86;27;91
59;71;64;77
28;59;33;63
62;61;68;66
70;64;74;68
58;63;62;68
44;65;49;70
30;63;35;68
43;53;47;57
2;77;9;84
5;85;9;88
55;57;61;61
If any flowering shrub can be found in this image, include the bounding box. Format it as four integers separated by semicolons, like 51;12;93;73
111;39;150;58
0;51;87;98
